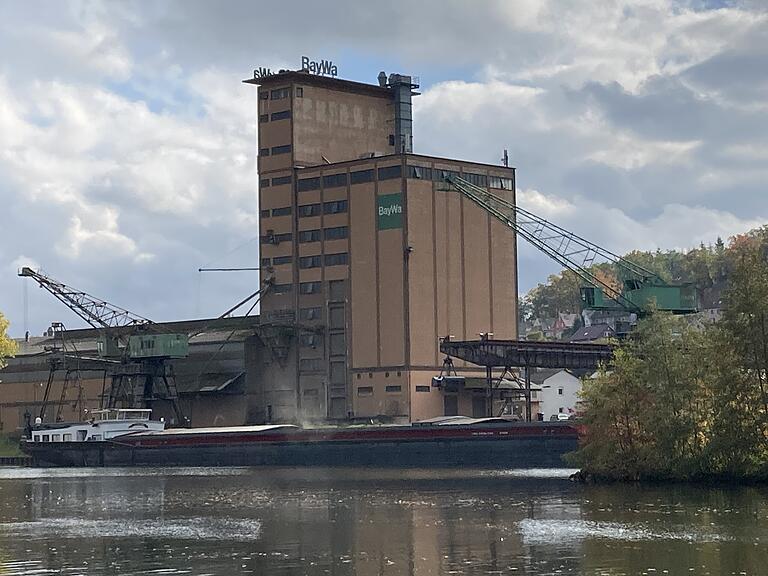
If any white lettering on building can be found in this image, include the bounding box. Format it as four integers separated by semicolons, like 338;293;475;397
378;204;402;217
301;56;338;78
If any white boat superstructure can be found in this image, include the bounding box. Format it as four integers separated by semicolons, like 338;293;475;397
29;409;165;443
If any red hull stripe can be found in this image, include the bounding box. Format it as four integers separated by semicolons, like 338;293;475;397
124;425;579;449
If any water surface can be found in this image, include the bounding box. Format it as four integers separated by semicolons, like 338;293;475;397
0;466;767;575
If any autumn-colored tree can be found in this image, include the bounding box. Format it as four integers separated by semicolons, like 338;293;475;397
0;313;17;370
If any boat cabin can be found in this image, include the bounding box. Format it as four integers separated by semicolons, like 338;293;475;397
30;409;165;443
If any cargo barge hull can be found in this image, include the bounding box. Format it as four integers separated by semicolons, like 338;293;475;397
23;422;580;468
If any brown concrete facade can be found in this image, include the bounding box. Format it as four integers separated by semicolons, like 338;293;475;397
249;70;519;423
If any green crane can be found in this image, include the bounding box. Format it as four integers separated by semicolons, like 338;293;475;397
444;176;698;316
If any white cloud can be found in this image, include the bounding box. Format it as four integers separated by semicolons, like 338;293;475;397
1;0;768;336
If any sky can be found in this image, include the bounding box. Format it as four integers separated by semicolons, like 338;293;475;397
1;0;767;337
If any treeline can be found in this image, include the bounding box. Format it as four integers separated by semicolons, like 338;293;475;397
522;235;733;325
569;227;768;481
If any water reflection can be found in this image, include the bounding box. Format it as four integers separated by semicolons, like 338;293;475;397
0;467;766;575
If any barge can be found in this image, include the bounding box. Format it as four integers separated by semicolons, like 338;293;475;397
22;409;579;468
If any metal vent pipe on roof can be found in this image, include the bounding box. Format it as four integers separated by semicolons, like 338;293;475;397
387;73;418;154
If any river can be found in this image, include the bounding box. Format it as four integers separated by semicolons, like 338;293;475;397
0;466;766;575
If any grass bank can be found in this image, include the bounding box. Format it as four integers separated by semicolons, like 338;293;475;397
0;433;22;457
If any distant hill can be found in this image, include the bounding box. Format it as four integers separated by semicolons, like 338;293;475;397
520;226;768;337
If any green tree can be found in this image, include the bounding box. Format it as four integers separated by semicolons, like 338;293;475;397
0;312;17;370
570;313;708;479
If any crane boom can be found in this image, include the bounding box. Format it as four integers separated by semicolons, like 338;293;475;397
444;176;695;315
19;267;151;330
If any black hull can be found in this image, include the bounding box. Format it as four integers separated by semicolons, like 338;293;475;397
23;433;578;468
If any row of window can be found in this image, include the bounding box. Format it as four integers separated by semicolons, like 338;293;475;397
264;277;348;298
261;255;292;267
298;200;348;218
260;206;292;218
296;165;401;192
259;110;292;123
259;145;292;157
289;164;512;192
259;86;303;100
299;226;348;243
299;253;349;269
260;231;292;245
407;165;513;189
261;175;292;188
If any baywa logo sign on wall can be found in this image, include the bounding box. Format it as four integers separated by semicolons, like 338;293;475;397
377;193;403;230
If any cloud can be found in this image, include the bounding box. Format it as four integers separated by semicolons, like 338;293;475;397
1;0;767;336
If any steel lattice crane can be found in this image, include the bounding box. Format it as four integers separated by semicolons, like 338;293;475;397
19;267;187;425
444;176;698;316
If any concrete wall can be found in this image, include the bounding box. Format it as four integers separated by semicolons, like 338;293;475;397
292;83;394;166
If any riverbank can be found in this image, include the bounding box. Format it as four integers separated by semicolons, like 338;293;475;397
570;468;768;485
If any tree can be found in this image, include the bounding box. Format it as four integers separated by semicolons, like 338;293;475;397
0;313;17;370
570;313;707;479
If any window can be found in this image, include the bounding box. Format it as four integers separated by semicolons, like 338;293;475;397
324;253;348;266
330;333;346;355
558;407;564;414
271;176;292;186
259;148;270;157
272;255;292;266
260;209;270;218
260;179;270;188
328;279;346;300
259;91;268;100
350;169;374;184
324;226;348;241
298;203;321;218
378;165;402;180
259;113;269;123
299;255;322;269
299;229;321;243
407;165;433;180
271;206;292;217
299;358;323;372
42;435;50;442
296;87;303;98
52;434;61;442
298;177;320;192
323;173;348;188
299;307;322;321
274;232;292;244
489;175;514;190
558;388;564;396
270;87;290;100
299;281;321;294
386;385;402;393
303;388;319;397
323;200;347;215
299;334;321;348
357;386;373;396
271;145;292;155
416;385;431;392
388;134;395;146
272;283;292;294
329;307;345;329
463;172;488;187
261;257;271;267
63;433;72;441
271;110;291;121
330;360;346;384
433;169;459;182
